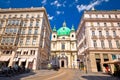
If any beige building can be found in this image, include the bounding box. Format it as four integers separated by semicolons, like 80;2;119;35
0;7;51;70
77;9;120;73
51;22;77;68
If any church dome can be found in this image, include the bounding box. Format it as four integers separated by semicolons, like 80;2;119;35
57;22;71;36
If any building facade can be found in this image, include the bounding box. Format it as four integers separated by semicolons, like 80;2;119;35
0;7;51;70
77;10;120;73
51;22;77;68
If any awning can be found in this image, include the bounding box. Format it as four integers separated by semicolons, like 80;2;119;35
102;59;120;64
20;58;26;62
28;58;34;62
0;57;10;61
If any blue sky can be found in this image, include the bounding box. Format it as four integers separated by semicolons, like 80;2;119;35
0;0;120;30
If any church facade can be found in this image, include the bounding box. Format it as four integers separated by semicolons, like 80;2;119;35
51;22;78;68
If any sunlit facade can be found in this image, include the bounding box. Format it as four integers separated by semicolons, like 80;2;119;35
77;10;120;73
0;7;51;70
51;22;78;68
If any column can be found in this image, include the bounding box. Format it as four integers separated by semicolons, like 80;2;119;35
8;51;16;67
100;53;105;72
32;50;38;70
90;53;97;72
74;54;77;68
108;54;114;74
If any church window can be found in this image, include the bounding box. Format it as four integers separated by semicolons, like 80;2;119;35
72;35;74;37
62;37;65;39
53;35;56;38
61;43;65;50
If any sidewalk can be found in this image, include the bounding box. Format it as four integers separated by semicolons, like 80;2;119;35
78;70;120;80
0;69;57;80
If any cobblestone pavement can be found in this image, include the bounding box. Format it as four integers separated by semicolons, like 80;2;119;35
0;69;119;80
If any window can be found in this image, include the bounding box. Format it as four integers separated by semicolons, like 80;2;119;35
8;15;11;18
103;54;108;59
26;38;30;45
53;35;56;38
116;40;120;49
62;37;65;39
19;38;23;45
30;50;35;55
14;28;18;33
0;21;3;27
108;40;112;48
97;22;100;26
101;40;105;48
7;20;11;25
23;51;28;55
1;38;5;43
10;28;13;33
37;15;40;18
53;43;55;48
99;31;102;37
92;31;95;36
3;15;6;19
36;21;39;27
104;23;107;27
72;43;74;48
28;29;32;34
5;28;9;33
113;31;116;37
61;43;65;49
72;35;74;37
34;29;38;34
15;20;19;25
32;38;36;45
112;54;116;60
26;14;29;18
106;31;109;37
21;29;25;34
117;23;120;27
30;21;33;27
93;40;97;48
23;22;27;27
11;38;14;43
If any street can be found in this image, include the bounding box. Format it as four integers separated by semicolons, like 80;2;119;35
0;68;119;80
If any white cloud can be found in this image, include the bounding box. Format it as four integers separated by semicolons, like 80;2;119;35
51;1;61;7
47;14;54;20
76;0;109;12
51;0;66;8
56;11;64;15
41;0;47;5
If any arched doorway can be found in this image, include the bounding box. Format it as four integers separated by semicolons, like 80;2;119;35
61;60;64;67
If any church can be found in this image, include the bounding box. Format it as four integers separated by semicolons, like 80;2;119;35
51;22;78;68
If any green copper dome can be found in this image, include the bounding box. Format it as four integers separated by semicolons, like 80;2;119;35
57;22;71;36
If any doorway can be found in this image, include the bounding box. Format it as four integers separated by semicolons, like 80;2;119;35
96;59;102;72
21;61;26;67
61;61;64;67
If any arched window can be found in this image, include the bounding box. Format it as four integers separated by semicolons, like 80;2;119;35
72;34;74;37
53;35;56;38
61;43;65;50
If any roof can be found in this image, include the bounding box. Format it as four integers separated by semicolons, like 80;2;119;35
57;21;71;36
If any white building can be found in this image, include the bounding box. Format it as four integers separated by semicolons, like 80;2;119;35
0;7;51;70
51;22;78;68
